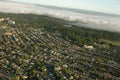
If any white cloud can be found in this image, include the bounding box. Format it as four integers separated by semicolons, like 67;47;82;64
0;1;120;32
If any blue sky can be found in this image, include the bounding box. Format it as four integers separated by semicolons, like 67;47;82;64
9;0;120;15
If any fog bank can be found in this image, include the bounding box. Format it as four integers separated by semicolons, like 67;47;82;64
0;1;120;32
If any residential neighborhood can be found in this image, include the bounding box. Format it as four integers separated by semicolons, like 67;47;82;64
0;14;120;80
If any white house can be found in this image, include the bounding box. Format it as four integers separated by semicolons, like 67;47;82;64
84;45;94;49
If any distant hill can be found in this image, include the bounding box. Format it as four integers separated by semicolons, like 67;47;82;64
36;4;120;17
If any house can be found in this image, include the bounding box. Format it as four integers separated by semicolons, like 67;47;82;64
5;32;13;36
84;45;94;49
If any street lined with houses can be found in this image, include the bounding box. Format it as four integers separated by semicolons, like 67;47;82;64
0;16;120;80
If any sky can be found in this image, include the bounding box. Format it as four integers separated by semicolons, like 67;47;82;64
8;0;120;15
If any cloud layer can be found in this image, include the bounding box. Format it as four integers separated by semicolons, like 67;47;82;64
0;1;120;32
